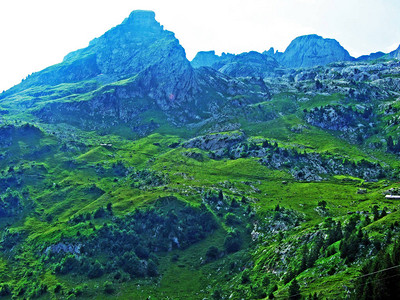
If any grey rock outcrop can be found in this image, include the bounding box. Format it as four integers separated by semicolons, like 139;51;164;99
183;131;246;151
183;131;386;181
45;242;81;255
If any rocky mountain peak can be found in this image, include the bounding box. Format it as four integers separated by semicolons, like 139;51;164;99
79;9;185;79
120;10;164;36
85;10;171;55
264;47;275;56
191;51;220;68
6;10;190;95
127;10;156;22
279;34;354;68
390;44;400;59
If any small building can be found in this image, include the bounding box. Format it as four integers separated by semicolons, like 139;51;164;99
385;195;400;200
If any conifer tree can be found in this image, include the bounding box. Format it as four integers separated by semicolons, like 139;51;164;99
387;136;394;151
288;279;301;300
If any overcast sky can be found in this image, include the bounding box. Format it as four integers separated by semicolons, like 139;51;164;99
1;0;400;92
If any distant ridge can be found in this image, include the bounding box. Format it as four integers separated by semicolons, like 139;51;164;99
191;34;356;70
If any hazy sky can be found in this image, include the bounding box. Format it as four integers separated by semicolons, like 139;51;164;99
1;0;400;92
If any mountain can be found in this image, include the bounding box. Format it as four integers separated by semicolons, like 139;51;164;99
191;50;220;68
191;51;234;68
1;10;400;300
356;51;386;61
191;51;281;78
356;45;400;61
0;10;269;136
192;35;354;75
2;11;199;130
278;34;354;68
6;11;191;90
213;51;280;78
389;44;400;59
3;10;197;113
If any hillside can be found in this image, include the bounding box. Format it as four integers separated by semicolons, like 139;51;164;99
0;10;400;300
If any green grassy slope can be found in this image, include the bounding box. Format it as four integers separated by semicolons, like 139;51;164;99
1;57;400;299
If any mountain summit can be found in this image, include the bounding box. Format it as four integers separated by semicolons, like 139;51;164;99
279;34;353;68
121;10;162;32
64;9;181;78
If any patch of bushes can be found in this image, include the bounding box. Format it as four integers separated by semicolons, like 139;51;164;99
47;197;218;282
224;230;243;253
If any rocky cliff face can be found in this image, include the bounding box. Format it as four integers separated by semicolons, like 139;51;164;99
279;34;354;68
181;129;386;181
